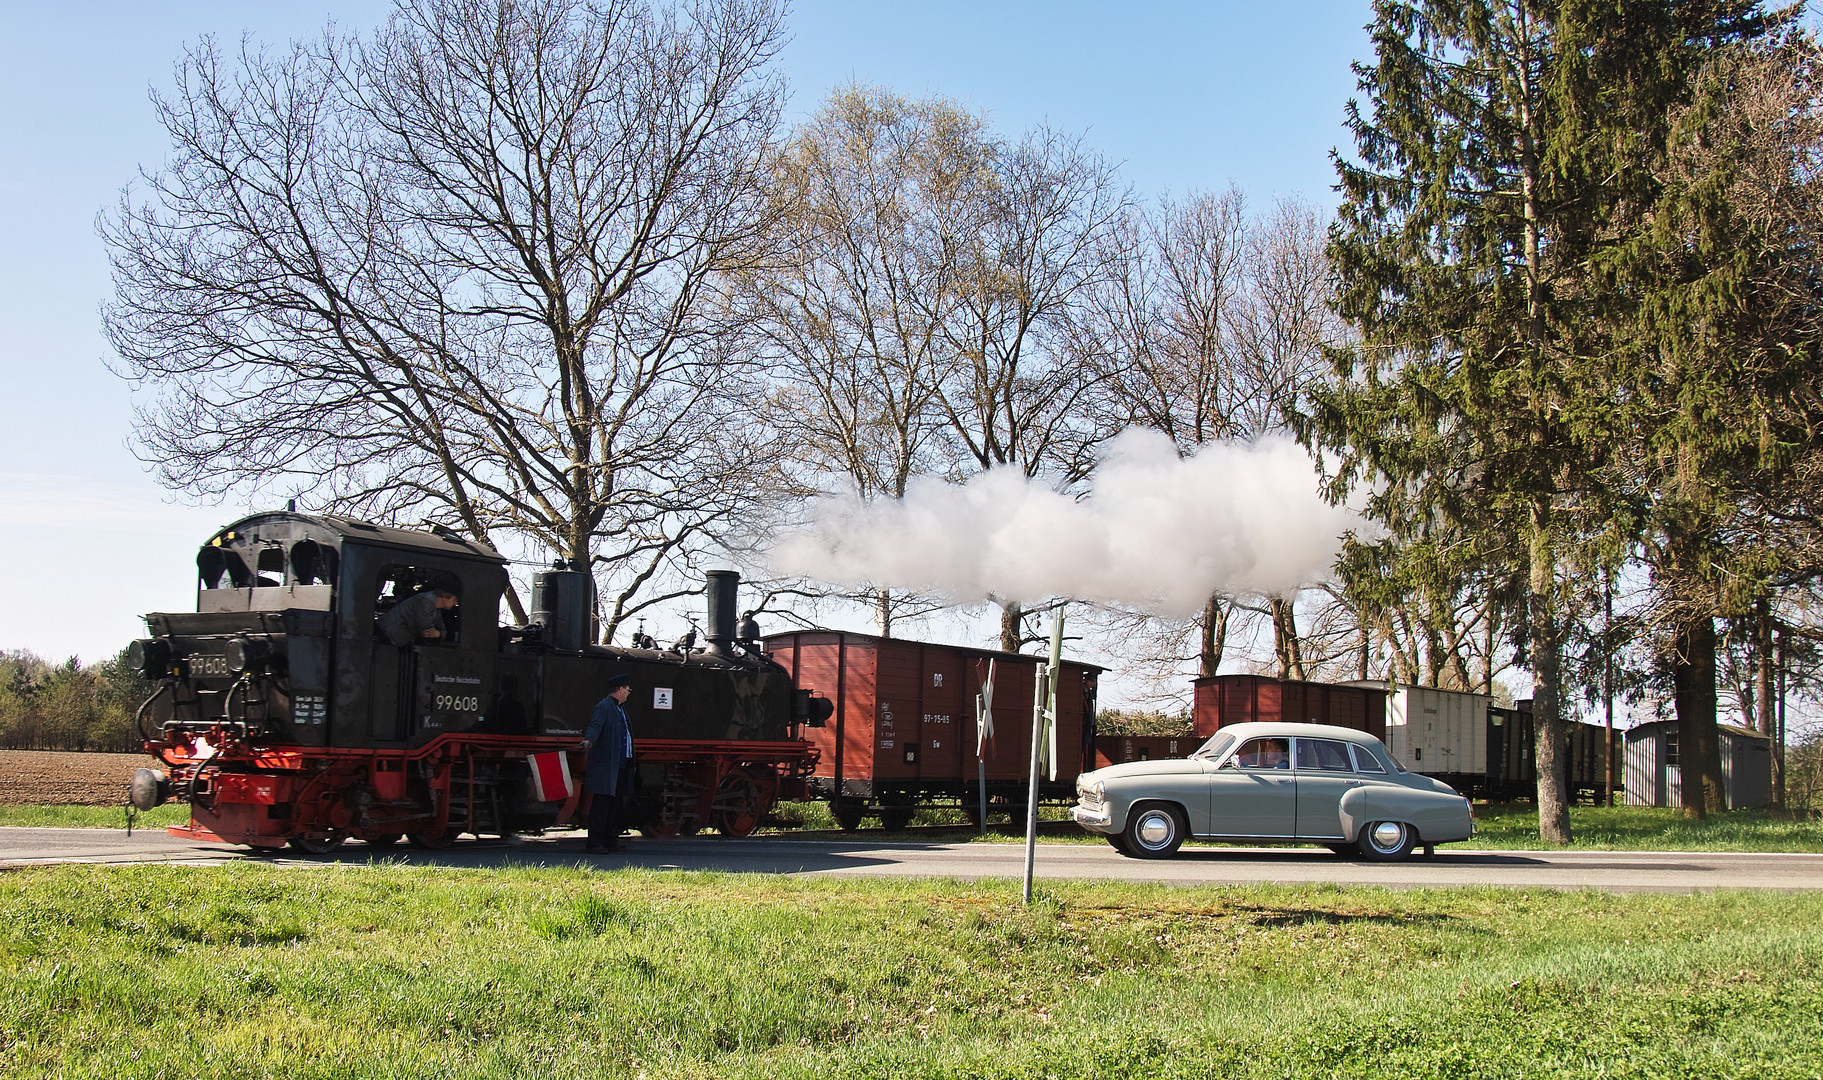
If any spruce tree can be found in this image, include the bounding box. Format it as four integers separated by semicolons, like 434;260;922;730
1311;0;1766;839
1599;19;1819;816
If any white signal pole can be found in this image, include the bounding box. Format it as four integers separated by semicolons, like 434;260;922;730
976;659;996;836
1023;613;1064;905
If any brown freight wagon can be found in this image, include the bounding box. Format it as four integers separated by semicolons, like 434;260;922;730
1489;700;1611;800
1192;674;1387;741
763;631;1102;830
1093;735;1197;770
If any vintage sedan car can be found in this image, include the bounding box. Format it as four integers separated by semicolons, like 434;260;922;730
1072;721;1474;860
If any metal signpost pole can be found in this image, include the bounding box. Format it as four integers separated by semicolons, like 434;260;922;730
977;660;995;837
1022;615;1064;906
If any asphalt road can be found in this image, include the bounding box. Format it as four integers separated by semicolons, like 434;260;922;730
5;827;1823;892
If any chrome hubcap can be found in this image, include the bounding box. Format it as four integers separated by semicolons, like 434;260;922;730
1136;811;1172;848
1370;821;1405;850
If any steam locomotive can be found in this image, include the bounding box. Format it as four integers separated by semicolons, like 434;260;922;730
126;512;831;851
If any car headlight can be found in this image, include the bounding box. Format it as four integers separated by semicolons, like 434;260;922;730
1086;780;1105;801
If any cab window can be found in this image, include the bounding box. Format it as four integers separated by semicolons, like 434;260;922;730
290;539;337;586
1234;738;1290;770
255;546;285;586
197;545;253;589
1350;744;1387;773
1296;738;1355;771
375;565;464;645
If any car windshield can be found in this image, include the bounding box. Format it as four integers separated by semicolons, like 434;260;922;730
1191;732;1237;760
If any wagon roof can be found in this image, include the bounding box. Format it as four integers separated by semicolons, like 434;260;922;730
761;628;1105;672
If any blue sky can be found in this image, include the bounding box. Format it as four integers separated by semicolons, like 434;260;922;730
0;0;1373;665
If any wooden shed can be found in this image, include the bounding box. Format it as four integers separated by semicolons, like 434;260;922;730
1624;720;1771;810
762;631;1101;826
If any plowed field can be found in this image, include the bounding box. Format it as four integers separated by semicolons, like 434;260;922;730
0;750;160;805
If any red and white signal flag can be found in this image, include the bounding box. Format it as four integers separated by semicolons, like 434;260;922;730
528;751;575;803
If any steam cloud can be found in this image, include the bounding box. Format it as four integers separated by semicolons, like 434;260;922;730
768;430;1356;617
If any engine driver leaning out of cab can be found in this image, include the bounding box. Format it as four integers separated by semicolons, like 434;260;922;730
377;588;458;647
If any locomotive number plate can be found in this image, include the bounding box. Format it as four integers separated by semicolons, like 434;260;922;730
191;655;231;678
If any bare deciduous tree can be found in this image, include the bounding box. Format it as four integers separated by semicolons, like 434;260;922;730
744;86;1126;649
932;127;1129;651
103;0;786;637
1080;193;1345;688
736;86;989;635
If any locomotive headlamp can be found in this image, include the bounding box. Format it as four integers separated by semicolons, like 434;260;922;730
126;639;172;679
224;636;273;673
129;768;171;811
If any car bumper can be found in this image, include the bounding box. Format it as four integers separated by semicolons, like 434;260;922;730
1071;804;1111;830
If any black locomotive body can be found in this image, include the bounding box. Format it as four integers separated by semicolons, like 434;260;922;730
129;512;825;851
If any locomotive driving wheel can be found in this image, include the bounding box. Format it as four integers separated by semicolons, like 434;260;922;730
407;828;456;849
640;770;704;838
712;766;776;838
288;831;346;855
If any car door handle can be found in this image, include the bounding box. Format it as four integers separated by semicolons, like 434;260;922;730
1272;778;1291;785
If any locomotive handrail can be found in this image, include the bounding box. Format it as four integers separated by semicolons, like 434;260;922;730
134;683;171;744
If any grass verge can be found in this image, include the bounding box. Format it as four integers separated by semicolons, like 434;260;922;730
0;804;190;830
12;799;1823;854
781;800;1823;853
2;865;1820;1079
1451;802;1823;852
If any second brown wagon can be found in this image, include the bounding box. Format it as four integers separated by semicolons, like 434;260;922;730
762;630;1102;830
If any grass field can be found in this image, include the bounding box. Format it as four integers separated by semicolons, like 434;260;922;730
2;865;1819;1079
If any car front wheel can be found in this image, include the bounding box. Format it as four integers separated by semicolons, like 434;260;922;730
1121;803;1187;858
1357;820;1416;861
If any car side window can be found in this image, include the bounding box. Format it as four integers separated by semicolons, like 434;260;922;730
1297;739;1354;771
1350;744;1387;773
1234;738;1291;770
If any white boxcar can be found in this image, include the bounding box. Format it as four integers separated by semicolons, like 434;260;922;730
1384;685;1490;783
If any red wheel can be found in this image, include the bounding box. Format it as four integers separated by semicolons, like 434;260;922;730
407;828;456;849
713;770;762;837
288;832;346;855
642;767;707;837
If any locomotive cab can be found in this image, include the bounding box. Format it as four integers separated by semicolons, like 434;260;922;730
137;513;508;751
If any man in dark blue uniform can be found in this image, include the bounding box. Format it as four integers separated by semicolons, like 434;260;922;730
581;673;635;853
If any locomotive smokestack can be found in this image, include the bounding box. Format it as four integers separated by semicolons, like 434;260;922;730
705;570;739;655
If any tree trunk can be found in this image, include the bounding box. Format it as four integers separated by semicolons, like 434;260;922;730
1756;598;1774;739
1000;601;1023;653
1528;515;1572;844
876;589;894;638
1674;614;1725;815
1199;594;1228;678
1775;627;1787;807
1271;596;1305;680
